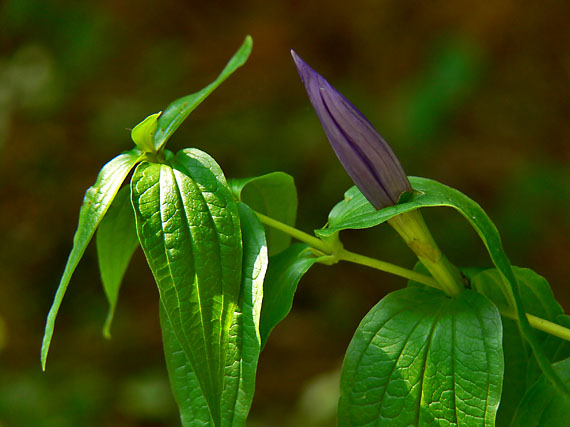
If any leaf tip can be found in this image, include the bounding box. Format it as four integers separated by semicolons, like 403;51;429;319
239;35;253;63
102;313;114;340
40;340;49;371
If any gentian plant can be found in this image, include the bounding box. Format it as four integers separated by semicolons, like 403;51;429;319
42;36;570;426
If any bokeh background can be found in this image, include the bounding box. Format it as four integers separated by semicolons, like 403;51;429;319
1;0;569;425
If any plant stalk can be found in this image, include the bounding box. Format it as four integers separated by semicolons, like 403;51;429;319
388;210;464;297
253;210;570;342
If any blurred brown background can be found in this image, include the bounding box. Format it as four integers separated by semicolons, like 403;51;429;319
1;0;569;425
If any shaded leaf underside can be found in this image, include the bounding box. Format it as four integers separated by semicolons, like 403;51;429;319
41;148;143;369
96;185;140;338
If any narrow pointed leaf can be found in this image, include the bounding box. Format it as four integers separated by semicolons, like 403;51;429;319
510;357;570;427
339;287;503;426
96;186;139;338
319;176;568;395
229;172;297;255
161;202;266;426
259;243;319;348
41;148;143;369
153;36;253;151
131;149;242;425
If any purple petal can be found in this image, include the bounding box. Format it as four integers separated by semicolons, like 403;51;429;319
291;50;411;209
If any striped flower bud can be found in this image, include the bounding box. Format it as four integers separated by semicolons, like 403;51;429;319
292;51;411;210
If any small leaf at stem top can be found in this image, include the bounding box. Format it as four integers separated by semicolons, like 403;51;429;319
131;112;161;153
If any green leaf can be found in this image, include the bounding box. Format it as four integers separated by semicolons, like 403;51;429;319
526;315;570;386
470;268;570;424
338;287;503;426
160;304;214;426
161;202;267;426
41;148;143;370
153;36;253;151
229;172;297;255
131;148;242;425
470;267;567;425
259;243;319;349
471;267;564;343
131;111;161;153
320;176;568;396
96;185;139;338
510;357;570;427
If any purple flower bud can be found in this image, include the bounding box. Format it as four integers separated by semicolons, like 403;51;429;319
291;50;411;210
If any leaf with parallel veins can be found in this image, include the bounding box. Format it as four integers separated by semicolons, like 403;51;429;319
131;149;242;425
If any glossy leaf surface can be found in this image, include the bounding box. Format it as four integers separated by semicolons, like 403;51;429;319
259;243;319;348
131;148;242;425
338;287;503;426
131;111;161;153
41;148;143;369
161;203;267;426
96;185;139;338
320;176;565;394
229;172;297;255
154;36;252;151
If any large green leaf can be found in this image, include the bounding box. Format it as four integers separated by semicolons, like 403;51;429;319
229;172;297;255
510;357;570;427
161;202;267;426
153;36;252;151
41;148;143;369
259;243;319;349
96;185;139;338
131;149;242;425
319;176;567;395
338;286;503;426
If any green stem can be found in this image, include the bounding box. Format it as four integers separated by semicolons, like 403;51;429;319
501;309;570;342
255;212;436;287
254;212;330;253
388;210;464;297
337;249;439;289
253;210;570;342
